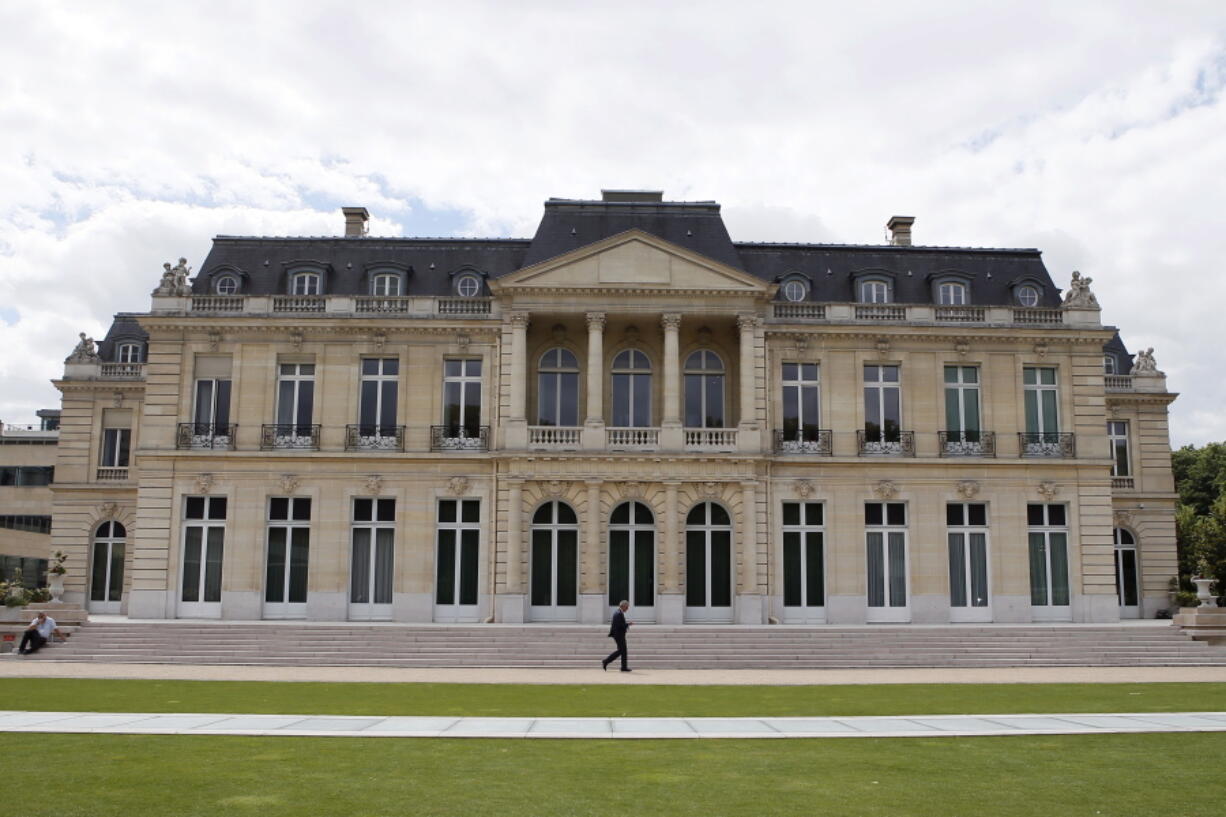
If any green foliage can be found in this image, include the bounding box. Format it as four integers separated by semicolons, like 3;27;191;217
1173;444;1226;593
1173;442;1226;515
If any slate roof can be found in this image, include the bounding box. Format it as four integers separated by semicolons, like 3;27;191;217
97;315;148;362
1104;331;1134;374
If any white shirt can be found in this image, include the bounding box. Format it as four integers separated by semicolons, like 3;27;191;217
30;616;56;639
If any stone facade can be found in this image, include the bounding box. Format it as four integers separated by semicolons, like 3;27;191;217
47;193;1179;624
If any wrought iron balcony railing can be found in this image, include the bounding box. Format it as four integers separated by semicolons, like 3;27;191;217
773;428;833;455
176;423;237;450
431;425;489;451
939;430;996;457
856;429;915;456
261;424;321;450
1018;432;1076;458
345;425;406;452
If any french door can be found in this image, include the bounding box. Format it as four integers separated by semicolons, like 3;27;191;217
530;501;579;621
89;521;125;614
865;502;909;623
685;502;733;623
782;502;825;623
1115;528;1140;619
179;496;227;619
608;501;655;623
350;498;394;620
948;503;991;622
264;497;311;619
435;499;480;622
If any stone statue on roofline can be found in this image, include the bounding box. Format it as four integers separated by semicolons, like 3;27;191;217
65;332;99;363
152;257;193;296
1062;270;1099;309
1132;347;1162;376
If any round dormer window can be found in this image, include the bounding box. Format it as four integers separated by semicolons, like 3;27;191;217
1016;285;1039;307
215;275;238;295
782;279;807;302
456;274;481;298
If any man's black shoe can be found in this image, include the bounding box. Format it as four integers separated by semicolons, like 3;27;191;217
620;668;632;672
601;659;609;671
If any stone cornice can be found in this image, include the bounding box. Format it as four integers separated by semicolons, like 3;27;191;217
764;327;1115;346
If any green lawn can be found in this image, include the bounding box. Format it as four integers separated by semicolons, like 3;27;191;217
4;731;1224;816
1;678;1224;717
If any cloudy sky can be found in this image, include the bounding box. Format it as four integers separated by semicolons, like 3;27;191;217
1;1;1223;446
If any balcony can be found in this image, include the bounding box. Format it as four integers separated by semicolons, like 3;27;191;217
1013;307;1062;325
773;428;833;455
345;425;406;452
190;296;244;313
95;467;129;481
1018;432;1076;458
855;305;907;321
607;427;660;451
431;425;489;451
1105;375;1134;391
100;363;145;379
683;428;738;452
939;430;997;457
1112;476;1135;489
261;424;321;450
176;423;237;450
772;303;826;320
355;296;412;315
528;426;582;450
437;297;492;316
935;306;986;323
272;296;326;313
857;430;915;456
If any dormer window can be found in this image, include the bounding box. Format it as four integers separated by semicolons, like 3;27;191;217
782;279;808;302
214;275;239;295
938;282;967;306
1016;285;1039;307
291;272;321;296
861;280;890;304
371;274;401;297
116;343;142;363
1104;355;1116;374
455;274;482;298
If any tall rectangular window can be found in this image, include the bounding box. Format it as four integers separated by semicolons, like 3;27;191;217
351;498;395;609
944;366;981;442
100;428;131;468
1108;421;1131;477
1023;367;1059;435
359;358;399;434
782;363;820;443
443;359;482;437
1028;503;1069;607
182;496;226;605
865;502;907;610
863;365;901;442
436;499;480;607
277;363;315;432
947;503;989;608
266;497;310;609
782;502;824;608
193;378;232;433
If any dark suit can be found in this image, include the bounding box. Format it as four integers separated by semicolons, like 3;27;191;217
604;608;630;670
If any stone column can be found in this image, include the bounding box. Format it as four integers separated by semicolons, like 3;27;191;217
583;313;606;450
661;313;683;450
508;312;530;421
501;478;526;622
736;314;762;453
657;480;684;624
580;479;605;623
737;479;763;623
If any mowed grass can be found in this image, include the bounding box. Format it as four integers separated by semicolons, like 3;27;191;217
2;731;1224;817
0;678;1224;717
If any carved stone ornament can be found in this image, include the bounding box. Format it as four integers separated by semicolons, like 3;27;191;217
955;339;970;359
956;480;980;499
195;473;214;495
736;314;760;332
112;391;125;408
699;481;721;498
544;479;565;497
620;481;643;499
1114;509;1134;528
289;331;304;351
455;332;471;350
876;338;891;359
551;324;567;343
365;475;384;495
65;332;100;364
660;313;681;332
1132;347;1162;376
98;501;120;519
587;312;607;331
280;474;300;494
371;329;387;352
207;329;222;352
447;476;469;496
1034;342;1048;360
508;311;531;328
792;333;811;354
623;325;640;345
152;257;192;297
1037;481;1061;501
697;326;713;345
873;480;899;500
794;480;815;499
1062;270;1100;309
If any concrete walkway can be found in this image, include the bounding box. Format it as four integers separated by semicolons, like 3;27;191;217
2;709;1225;739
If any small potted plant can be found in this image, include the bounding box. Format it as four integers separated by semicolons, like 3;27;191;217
47;550;67;603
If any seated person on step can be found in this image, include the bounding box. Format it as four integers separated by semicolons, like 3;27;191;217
18;611;63;655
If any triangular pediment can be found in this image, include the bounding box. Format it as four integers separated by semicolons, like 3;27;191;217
492;230;769;295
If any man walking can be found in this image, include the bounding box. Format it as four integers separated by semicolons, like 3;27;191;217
602;600;632;672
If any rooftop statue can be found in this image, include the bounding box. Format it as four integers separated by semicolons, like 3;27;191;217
1062;270;1099;309
152;257;193;296
65;332;99;364
1133;347;1162;376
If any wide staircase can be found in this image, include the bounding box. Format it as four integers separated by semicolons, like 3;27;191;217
18;621;1226;668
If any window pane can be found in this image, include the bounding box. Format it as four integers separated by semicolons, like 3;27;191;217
634;530;654;607
866;532;884;607
1048;505;1065;526
436;529;456;605
203;528;224;603
376;499;396;522
182;527;202;602
1050;533;1069;606
351;529;370;603
968;504;987;526
887;503;905;526
783;531;801;606
686;531;706;607
539;373;558;425
270;497;289;521
1029;533;1048;606
969;533;988;607
461;500;479;523
374;529;394;604
531;531;552;606
557;530;577;606
209;497;227;520
91;541;108;602
288;528;309;604
806;532;824;607
783;502;800;526
705;376;723;427
710;531;731;606
865;503;882;526
684;375;702;427
292;498;311;521
947;504;963;526
186;497;205;521
266;528;286;603
609;529;629;606
353;499;372;523
459;529;480;606
887;532;906;607
949;533;967;607
108;543;125;602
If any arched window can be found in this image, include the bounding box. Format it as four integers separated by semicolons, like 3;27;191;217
291;272;321;296
215;275;239;295
782;279;807;302
611;349;652;428
685;502;732;620
684;350;725;428
861;280;890;304
1114;528;1139;610
371;273;401;297
455;274;482;298
537;348;580;427
1016;285;1040;307
938;282;967;305
90;520;126;611
530;501;578;617
609;501;654;611
116;343;142;364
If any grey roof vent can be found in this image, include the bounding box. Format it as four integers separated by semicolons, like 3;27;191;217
601;189;664;203
887;215;915;246
342;207;370;237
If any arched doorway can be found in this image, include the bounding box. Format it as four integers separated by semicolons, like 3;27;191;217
1114;528;1140;618
608;501;655;622
90;520;125;614
685;502;733;623
530;500;578;621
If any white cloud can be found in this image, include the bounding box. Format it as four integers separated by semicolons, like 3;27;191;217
1;1;1224;445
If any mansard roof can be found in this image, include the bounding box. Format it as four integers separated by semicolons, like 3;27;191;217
97;314;148;360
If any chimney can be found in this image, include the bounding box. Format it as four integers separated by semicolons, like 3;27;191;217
342;207;370;237
886;215;915;246
601;190;664;203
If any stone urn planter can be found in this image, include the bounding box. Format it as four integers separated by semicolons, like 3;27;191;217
48;573;65;603
1193;577;1216;608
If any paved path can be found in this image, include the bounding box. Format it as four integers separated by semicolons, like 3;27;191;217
4;660;1226;684
3;709;1225;739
